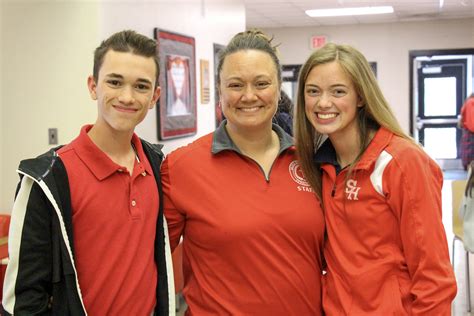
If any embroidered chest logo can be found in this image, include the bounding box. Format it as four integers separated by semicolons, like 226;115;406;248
289;160;313;192
345;179;361;200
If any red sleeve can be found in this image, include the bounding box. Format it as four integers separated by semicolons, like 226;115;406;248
161;156;185;252
385;147;457;315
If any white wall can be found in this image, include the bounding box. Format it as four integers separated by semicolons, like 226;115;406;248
99;0;245;155
263;18;474;133
0;0;245;212
0;1;99;212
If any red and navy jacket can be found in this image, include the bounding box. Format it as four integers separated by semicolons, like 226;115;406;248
316;127;457;315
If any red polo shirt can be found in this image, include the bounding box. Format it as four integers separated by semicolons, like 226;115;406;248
57;125;158;315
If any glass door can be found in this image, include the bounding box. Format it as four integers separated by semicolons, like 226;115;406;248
416;59;467;164
282;64;301;102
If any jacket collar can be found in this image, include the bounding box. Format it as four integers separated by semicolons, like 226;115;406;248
314;127;393;171
211;119;294;155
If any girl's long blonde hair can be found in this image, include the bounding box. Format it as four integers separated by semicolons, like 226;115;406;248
295;43;412;198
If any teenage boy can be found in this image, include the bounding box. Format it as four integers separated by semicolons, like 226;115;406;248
2;30;174;315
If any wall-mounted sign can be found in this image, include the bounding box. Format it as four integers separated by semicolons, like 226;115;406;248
310;35;328;49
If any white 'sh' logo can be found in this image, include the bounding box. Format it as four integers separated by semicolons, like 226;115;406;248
345;179;360;200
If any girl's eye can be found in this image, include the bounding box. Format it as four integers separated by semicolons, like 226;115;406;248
306;88;320;96
333;89;347;97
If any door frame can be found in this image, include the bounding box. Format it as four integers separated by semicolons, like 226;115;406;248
416;59;466;157
409;48;474;135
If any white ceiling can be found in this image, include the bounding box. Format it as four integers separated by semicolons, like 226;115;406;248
244;0;474;28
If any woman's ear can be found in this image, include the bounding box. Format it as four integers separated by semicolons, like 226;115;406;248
357;96;364;108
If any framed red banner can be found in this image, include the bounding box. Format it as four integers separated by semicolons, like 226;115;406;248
154;28;197;140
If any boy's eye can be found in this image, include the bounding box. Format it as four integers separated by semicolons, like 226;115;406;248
136;83;151;91
107;80;121;87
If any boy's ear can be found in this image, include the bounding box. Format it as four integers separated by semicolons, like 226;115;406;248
149;86;161;109
87;76;97;100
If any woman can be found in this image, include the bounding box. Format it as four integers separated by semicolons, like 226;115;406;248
162;30;324;315
295;43;457;314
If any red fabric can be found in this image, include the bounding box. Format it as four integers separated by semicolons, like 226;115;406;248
57;125;158;315
172;243;184;294
462;97;474;132
0;216;10;238
0;244;7;260
0;215;9;303
163;133;325;315
321;128;457;315
0;262;6;301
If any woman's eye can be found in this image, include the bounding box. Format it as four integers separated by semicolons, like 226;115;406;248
256;82;270;89
228;83;242;89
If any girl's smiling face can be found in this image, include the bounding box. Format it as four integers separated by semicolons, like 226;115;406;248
304;61;362;141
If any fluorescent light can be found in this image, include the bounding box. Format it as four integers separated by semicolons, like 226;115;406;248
306;6;394;17
439;0;444;9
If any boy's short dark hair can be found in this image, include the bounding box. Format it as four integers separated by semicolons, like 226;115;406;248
93;30;160;86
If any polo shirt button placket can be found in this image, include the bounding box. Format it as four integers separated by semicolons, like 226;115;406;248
131;200;137;207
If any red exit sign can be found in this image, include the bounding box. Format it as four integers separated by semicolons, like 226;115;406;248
310;35;328;49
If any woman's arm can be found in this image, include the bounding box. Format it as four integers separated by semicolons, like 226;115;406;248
161;157;186;252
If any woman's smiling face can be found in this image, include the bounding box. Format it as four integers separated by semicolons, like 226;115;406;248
219;49;279;133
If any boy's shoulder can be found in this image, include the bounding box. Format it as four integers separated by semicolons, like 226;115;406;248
18;145;65;181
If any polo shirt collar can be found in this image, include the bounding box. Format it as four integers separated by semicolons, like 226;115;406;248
211;119;294;155
74;125;152;180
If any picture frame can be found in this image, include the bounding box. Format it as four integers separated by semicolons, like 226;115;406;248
213;43;226;128
154;28;197;140
200;59;210;104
